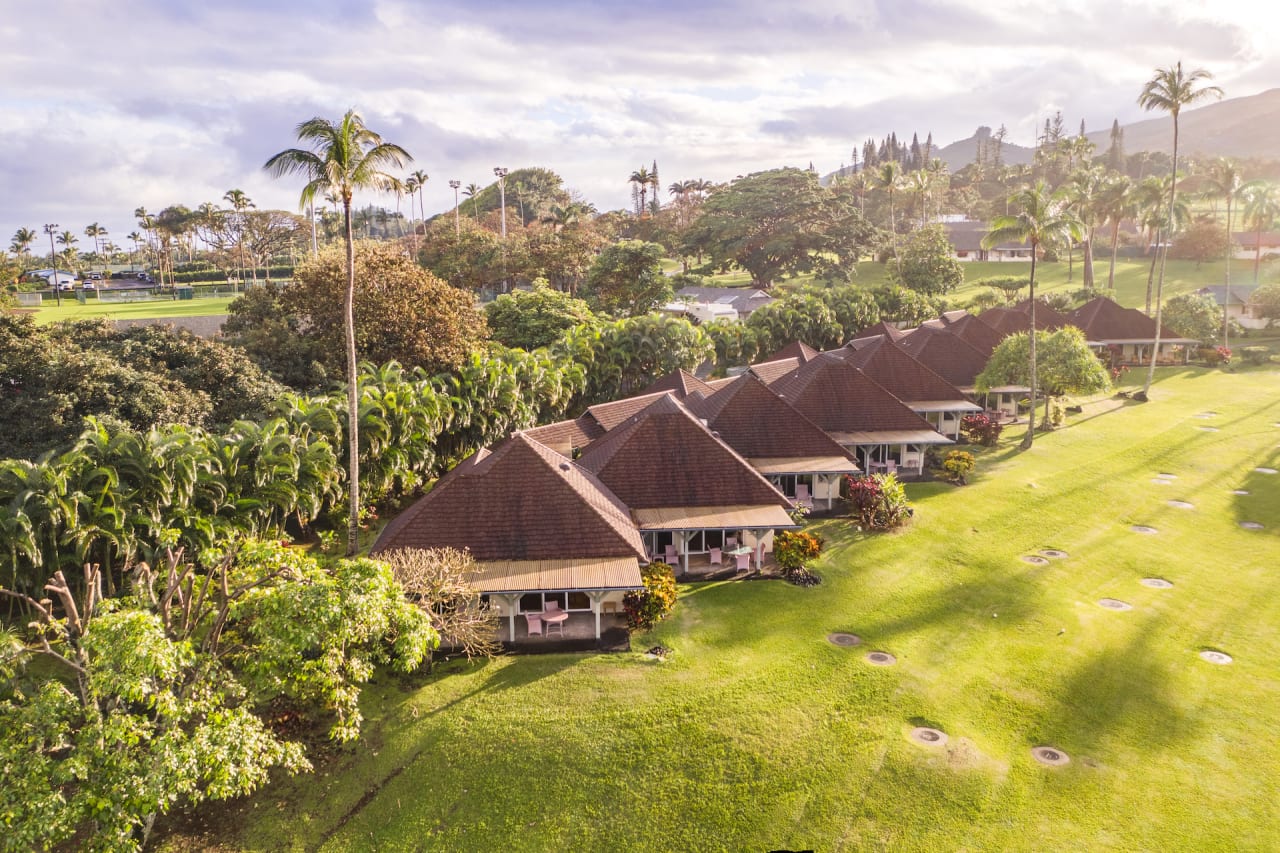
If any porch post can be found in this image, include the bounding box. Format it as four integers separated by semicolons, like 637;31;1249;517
680;530;690;574
587;591;608;639
497;593;520;642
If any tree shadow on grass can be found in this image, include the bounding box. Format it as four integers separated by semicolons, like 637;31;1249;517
1233;448;1280;538
1036;611;1196;754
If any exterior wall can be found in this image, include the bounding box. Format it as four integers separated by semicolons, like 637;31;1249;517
991;249;1033;262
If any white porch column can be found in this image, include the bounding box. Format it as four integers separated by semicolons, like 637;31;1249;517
586;591;608;639
496;593;521;642
679;530;690;573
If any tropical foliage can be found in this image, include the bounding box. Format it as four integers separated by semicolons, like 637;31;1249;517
623;562;678;632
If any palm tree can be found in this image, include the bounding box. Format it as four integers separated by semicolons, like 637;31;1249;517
1136;61;1223;400
982;181;1082;449
1095;173;1134;291
10;227;36;259
907;169;933;227
223;189;255;285
264;110;410;555
629;167;652;216
1199;158;1244;347
56;231;78;273
1064;167;1106;291
84;223;108;275
1241;180;1280;285
463;183;482;222
409;169;429;229
875;161;905;275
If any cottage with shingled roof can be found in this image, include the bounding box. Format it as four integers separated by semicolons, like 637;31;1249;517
577;394;795;574
833;337;981;438
771;354;952;476
687;374;859;509
1067;296;1197;364
371;432;645;645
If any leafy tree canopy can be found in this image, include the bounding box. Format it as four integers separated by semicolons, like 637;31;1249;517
894;223;964;295
870;285;945;328
583;239;671;317
485;280;597;350
976;326;1110;399
1162;293;1225;345
287;240;488;375
682;167;875;287
1252;282;1280;320
0;541;436;851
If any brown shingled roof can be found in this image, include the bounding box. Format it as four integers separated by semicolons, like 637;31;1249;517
522;416;606;457
832;337;973;404
687;373;858;463
577;394;790;510
945;313;1004;356
749;357;802;386
371;432;645;562
850;320;906;342
771;354;937;434
897;325;991;388
1067;296;1192;342
767;341;821;362
1011;298;1071;329
586;391;671;431
638;368;717;399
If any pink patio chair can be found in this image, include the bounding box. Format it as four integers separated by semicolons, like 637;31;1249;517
545;600;561;614
664;553;680;567
525;613;543;636
726;535;738;548
545;618;564;637
709;547;722;566
884;459;897;474
795;483;814;508
735;552;751;571
664;544;677;560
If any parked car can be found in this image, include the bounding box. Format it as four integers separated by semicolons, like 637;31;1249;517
87;272;104;281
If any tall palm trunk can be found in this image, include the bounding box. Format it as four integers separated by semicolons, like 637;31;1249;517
1145;227;1161;313
1023;246;1039;450
1142;120;1179;398
1107;220;1121;290
1255;226;1263;284
343;198;361;556
888;191;901;276
1223;194;1232;349
1082;228;1095;290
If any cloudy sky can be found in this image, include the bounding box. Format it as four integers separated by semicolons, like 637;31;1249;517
3;0;1276;248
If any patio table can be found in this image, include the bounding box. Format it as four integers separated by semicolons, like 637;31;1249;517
540;610;569;625
726;546;753;556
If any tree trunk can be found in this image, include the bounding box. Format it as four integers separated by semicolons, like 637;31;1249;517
1256;226;1264;284
889;192;901;276
1145;228;1160;314
343;199;361;556
1224;195;1232;349
1067;241;1074;282
1022;249;1038;450
1082;229;1095;291
1141;117;1179;399
1108;220;1120;290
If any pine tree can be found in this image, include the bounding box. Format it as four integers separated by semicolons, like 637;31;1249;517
1107;119;1126;171
923;132;933;164
910;132;922;170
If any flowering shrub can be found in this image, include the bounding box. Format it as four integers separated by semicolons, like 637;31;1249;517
844;473;912;530
1240;346;1271;365
941;450;975;484
623;562;678;632
1216;345;1232;365
774;530;825;571
1198;346;1231;365
961;413;1003;446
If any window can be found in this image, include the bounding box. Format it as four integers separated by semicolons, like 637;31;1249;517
567;592;591;611
519;593;543;613
544;591;567;611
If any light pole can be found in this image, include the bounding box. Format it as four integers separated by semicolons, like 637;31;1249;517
493;167;509;292
44;223;62;307
449;180;461;236
493;167;508;240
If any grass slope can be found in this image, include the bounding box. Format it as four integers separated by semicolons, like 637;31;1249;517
181;366;1280;852
30;296;235;325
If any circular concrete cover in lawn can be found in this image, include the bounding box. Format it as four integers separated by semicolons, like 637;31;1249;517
1099;598;1133;611
1240;521;1265;530
909;727;948;746
1032;746;1071;766
828;632;861;647
1151;478;1172;485
1021;555;1050;565
1167;500;1195;509
1040;549;1069;559
1140;578;1174;589
1156;472;1177;479
1131;525;1158;534
1232;489;1250;495
1200;650;1233;665
865;651;896;666
1197;426;1220;432
1195;412;1218;418
1256;468;1278;475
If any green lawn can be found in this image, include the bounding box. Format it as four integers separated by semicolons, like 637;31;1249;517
701;257;1274;314
169;366;1280;851
29;296;236;325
